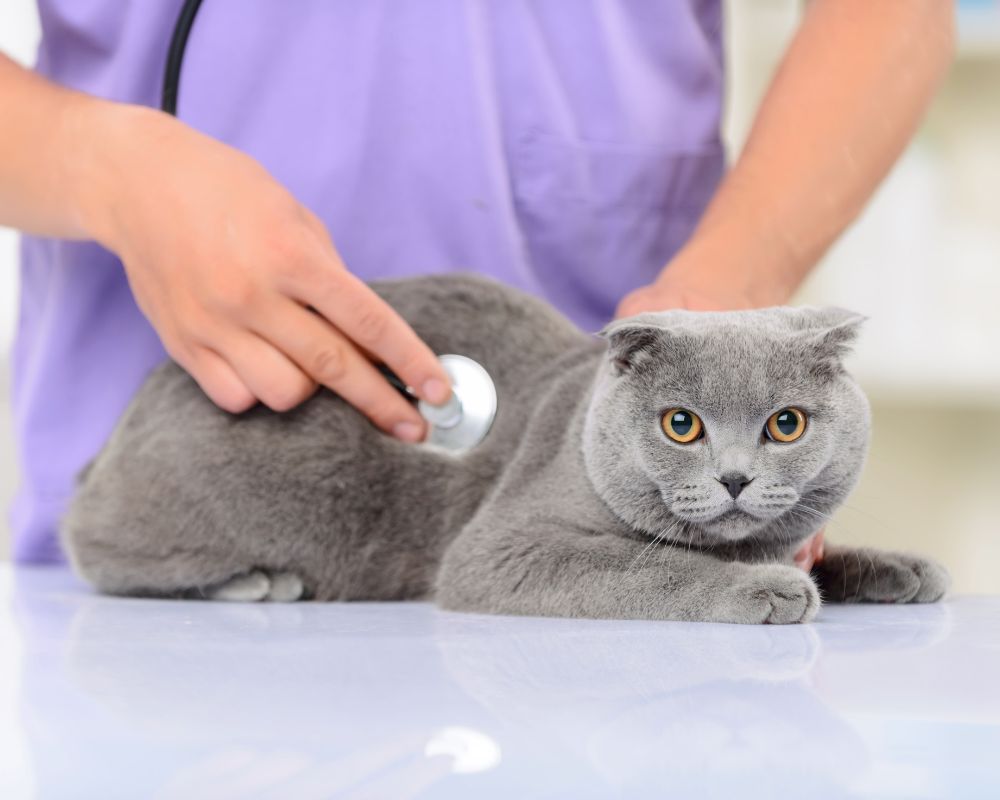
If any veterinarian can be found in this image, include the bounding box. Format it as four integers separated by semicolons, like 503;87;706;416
0;1;953;563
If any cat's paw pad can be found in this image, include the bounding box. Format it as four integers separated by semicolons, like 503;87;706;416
266;572;304;602
723;564;820;625
207;570;271;602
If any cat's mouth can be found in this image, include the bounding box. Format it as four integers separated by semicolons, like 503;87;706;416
694;505;769;540
710;506;766;529
668;498;762;525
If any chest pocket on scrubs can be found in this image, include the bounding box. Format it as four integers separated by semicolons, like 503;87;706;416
509;130;725;331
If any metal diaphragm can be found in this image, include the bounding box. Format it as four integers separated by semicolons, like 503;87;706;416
417;354;497;453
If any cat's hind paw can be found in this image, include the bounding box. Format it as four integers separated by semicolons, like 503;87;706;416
907;556;950;603
205;570;305;603
813;547;950;604
266;572;305;602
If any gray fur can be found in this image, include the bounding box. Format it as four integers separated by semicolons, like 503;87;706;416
61;274;948;622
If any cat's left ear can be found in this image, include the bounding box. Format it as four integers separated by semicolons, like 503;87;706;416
799;307;867;375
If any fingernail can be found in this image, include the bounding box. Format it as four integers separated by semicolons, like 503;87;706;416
392;421;424;443
422;378;450;405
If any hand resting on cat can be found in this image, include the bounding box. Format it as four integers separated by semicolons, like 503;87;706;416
61;274;949;623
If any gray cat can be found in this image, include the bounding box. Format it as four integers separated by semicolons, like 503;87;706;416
62;274;948;623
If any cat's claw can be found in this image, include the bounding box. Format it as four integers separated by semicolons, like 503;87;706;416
206;570;304;603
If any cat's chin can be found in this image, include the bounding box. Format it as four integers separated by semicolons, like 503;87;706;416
696;508;769;543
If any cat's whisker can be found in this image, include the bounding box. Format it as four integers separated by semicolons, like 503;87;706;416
617;520;679;598
854;548;865;601
620;519;679;584
636;534;667;576
827;500;901;534
638;519;682;574
621;538;659;581
805;488;896;530
862;547;880;600
633;535;662;576
792;503;834;522
788;503;857;536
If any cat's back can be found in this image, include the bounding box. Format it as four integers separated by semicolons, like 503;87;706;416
371;274;588;387
97;273;585;458
62;273;592;597
79;273;588;506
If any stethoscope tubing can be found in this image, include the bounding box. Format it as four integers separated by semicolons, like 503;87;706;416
162;0;205;115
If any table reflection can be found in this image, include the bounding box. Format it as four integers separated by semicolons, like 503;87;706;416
8;566;983;799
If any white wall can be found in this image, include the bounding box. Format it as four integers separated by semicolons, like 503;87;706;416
727;1;1000;403
0;231;20;350
0;1;38;351
724;0;1000;593
1;0;41;557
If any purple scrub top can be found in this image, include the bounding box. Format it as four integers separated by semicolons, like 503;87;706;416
11;0;725;563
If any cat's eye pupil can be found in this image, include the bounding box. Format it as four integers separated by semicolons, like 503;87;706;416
662;408;703;444
765;407;806;443
671;412;692;436
775;411;797;436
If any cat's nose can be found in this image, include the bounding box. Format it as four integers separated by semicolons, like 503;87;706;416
718;473;752;499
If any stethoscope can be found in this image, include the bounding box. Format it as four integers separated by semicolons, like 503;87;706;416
161;0;498;452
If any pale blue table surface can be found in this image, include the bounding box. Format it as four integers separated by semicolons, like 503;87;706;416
1;565;998;799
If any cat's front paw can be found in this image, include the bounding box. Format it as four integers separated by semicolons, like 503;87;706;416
713;564;820;625
813;547;950;604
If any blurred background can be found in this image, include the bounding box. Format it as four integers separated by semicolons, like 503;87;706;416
1;1;998;590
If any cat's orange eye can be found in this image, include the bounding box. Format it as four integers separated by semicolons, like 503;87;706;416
765;407;807;443
661;409;703;444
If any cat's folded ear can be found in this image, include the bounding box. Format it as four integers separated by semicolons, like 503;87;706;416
598;314;679;376
798;307;867;377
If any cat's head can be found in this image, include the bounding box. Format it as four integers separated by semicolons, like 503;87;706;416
583;306;870;551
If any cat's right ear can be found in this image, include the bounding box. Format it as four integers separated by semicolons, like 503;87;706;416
598;320;667;376
798;307;867;378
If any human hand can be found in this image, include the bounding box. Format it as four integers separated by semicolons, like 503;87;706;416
78;104;449;441
616;277;751;318
615;244;793;319
793;529;826;573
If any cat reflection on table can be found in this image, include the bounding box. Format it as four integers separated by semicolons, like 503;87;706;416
61;274;948;623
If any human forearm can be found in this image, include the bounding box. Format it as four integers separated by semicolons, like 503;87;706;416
620;0;954;315
0;53;110;239
0;53;452;432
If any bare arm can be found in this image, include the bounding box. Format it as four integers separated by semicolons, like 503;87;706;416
0;54;450;438
618;0;955;316
0;54;94;237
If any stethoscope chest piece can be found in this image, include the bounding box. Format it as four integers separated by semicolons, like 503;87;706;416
418;355;497;453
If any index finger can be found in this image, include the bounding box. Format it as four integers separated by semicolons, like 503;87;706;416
288;264;452;406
